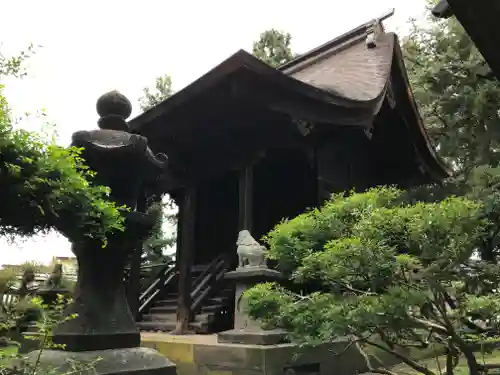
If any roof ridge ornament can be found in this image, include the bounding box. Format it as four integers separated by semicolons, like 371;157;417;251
366;21;384;49
366;8;394;49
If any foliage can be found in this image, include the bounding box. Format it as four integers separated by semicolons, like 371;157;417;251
0;44;36;79
402;2;500;175
245;187;500;375
0;48;124;245
138;74;174;112
0;271;16;295
0;295;100;374
252;29;296;68
263;187;406;277
138;77;178;261
408;165;500;263
142;201;175;264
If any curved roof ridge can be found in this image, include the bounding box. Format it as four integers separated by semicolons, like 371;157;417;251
285;32;396;105
279;8;395;72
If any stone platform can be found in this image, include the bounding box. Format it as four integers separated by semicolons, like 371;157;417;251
140;333;368;375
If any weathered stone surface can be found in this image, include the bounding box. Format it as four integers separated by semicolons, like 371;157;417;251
262;340;368;375
193;344;264;371
140;333;378;375
96;90;133;128
176;363;202;375
217;329;287;345
152;341;195;364
236;230;267;269
222;266;283;337
24;347;176;375
52;235;142;352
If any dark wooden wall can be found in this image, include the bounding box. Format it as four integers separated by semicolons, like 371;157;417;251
193;171;240;265
315;128;375;204
252;147;318;241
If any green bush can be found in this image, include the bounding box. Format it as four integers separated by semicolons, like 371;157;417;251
0;270;16;294
246;187;500;375
264;187;406;276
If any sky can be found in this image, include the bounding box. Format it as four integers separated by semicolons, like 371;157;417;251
0;0;428;266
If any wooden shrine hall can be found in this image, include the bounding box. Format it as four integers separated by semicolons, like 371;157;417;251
128;14;449;334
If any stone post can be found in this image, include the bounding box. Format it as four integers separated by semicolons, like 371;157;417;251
217;230;286;345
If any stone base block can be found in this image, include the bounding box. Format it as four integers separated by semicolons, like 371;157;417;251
24;347;177;375
142;334;368;375
217;329;287;345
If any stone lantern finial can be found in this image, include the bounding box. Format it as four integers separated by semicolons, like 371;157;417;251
96;90;132;131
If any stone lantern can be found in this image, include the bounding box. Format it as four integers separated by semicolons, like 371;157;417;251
25;91;177;375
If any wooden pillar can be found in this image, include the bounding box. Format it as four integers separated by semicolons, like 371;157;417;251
175;186;196;334
238;166;253;231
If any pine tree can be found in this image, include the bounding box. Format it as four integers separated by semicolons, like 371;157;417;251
403;3;500;175
252;29;296;67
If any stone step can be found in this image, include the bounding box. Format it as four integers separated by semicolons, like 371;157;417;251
154;299;178;306
137;320;207;333
21;323;39;334
142;313;176;322
207;296;224;302
206;296;229;305
149;303;222;314
144;312;213;323
150;304;177;312
201;305;222;313
154;294;229;307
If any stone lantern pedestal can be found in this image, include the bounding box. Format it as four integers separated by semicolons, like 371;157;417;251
217;266;287;345
25;212;176;374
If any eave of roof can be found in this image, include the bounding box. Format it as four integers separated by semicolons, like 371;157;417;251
432;0;500;81
128;49;370;133
391;40;451;179
129;11;395;133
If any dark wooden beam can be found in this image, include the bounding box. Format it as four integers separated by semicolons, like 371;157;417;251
238;166;253;231
175;186;196;334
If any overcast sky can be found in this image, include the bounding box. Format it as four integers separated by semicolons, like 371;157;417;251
0;0;427;266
